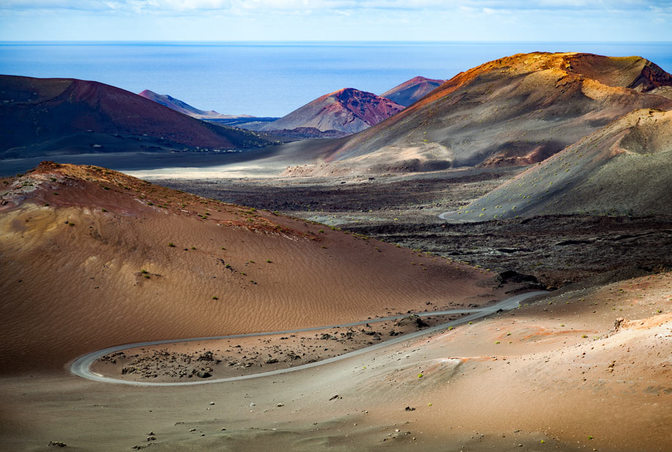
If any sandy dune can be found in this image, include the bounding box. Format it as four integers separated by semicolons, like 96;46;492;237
0;162;503;372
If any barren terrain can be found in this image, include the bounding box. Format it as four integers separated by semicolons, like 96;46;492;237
1;271;670;451
2;162;671;451
2;51;672;451
90;312;467;382
273;53;672;176
0;163;506;373
161;171;672;288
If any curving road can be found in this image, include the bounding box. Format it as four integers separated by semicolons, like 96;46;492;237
70;291;548;386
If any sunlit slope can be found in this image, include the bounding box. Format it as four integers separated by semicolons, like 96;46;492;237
0;162;498;371
318;53;672;173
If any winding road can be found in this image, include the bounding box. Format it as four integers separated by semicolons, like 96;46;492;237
70;291;547;386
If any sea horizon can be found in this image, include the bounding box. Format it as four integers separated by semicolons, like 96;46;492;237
2;40;671;117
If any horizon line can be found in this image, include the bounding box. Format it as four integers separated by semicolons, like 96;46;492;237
2;40;672;44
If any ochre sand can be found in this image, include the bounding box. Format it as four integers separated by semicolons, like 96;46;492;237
1;271;671;450
0;162;501;372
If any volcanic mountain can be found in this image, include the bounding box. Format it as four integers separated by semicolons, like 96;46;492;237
138;89;249;120
381;76;444;107
0;76;269;158
0;162;501;371
447;108;672;222
262;88;405;135
294;53;672;174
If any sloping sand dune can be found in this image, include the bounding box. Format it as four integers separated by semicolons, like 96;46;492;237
0;162;501;372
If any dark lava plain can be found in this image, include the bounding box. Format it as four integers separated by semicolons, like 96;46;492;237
160;168;672;289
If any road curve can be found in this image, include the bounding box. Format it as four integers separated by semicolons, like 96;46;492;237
70;291;548;387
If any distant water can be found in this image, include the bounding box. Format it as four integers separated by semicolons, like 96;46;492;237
1;42;671;117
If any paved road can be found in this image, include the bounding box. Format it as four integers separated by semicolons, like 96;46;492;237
70;291;548;387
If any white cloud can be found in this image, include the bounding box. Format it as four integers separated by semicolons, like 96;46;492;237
3;0;670;13
0;0;669;41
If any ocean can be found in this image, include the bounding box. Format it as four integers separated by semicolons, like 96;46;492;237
1;41;671;117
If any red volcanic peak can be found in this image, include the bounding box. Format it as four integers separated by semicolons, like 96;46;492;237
264;87;404;134
330;88;404;125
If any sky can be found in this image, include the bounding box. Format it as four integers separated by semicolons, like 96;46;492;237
0;1;671;42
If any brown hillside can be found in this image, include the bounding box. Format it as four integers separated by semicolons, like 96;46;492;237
138;89;248;120
449;108;672;221
301;53;672;175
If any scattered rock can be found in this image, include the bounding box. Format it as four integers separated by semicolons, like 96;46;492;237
329;394;341;401
48;441;67;448
198;351;214;362
196;370;212;378
414;317;429;328
276;403;285;407
405;406;416;411
497;270;540;286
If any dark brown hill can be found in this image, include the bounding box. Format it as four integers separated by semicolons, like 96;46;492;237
0;76;269;158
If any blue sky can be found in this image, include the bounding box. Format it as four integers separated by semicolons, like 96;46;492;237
1;1;671;41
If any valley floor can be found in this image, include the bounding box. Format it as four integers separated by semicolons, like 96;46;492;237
158;169;672;288
3;166;672;451
2;271;671;451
